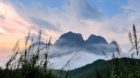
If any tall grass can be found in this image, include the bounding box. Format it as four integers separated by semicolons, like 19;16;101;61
109;24;140;78
0;30;61;78
129;24;140;57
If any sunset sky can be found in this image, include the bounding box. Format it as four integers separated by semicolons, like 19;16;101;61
0;0;140;67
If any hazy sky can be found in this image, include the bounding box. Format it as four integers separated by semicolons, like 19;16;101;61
0;0;140;67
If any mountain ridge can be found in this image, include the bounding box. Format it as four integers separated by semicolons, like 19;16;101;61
53;31;119;55
67;58;140;78
54;31;110;46
31;31;120;59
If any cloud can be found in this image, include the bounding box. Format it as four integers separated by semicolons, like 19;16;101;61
30;17;62;32
0;15;6;20
48;45;81;58
0;1;30;49
67;0;102;20
100;0;140;52
49;51;109;69
0;2;33;68
4;0;64;35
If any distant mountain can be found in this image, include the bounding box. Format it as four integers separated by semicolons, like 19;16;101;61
30;31;119;58
54;32;108;47
53;31;119;55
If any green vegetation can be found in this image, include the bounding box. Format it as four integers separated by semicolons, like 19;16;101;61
69;58;140;78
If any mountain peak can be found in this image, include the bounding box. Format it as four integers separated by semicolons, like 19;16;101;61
60;31;83;39
86;34;108;44
55;31;84;47
110;40;117;45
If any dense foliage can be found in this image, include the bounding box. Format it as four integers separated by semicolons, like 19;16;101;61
69;58;140;78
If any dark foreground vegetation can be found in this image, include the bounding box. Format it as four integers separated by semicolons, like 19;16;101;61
0;25;140;78
69;58;140;78
0;65;59;78
0;58;140;78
